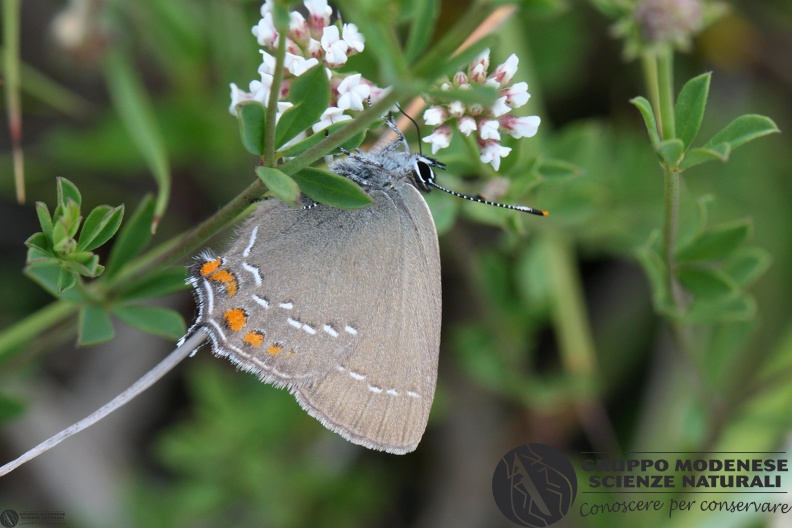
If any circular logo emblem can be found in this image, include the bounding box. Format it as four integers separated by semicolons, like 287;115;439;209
492;443;577;527
0;510;19;528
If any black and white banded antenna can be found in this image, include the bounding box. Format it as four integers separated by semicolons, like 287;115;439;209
396;106;548;217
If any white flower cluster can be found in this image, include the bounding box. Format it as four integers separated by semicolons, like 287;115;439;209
422;50;541;171
229;0;383;132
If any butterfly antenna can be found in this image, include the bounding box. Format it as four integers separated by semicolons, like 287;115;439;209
396;105;425;156
427;180;548;216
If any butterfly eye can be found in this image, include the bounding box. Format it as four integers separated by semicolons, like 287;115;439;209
412;160;435;192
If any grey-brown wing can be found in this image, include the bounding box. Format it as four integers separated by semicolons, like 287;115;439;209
293;184;442;454
189;184;441;453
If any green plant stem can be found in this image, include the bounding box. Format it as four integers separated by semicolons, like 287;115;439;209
543;234;619;451
657;48;675;140
412;2;490;78
641;51;661;136
645;47;724;443
663;167;680;279
263;30;287;167
0;301;76;362
3;0;24;203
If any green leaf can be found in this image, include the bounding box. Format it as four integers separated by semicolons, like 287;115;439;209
679;143;730;170
675;72;711;149
278;121;366;158
35;201;53;240
291;168;374;209
78;204;124;252
404;0;440;63
237;101;267;156
25;232;52;254
113;305;186;340
24;264;85;301
56;177;82;210
723;248;771;288
685;295;755;323
105;195;156;278
65;251;104;277
57;267;78;293
25;247;58;267
630;96;661;147
104;49;171;232
51;217;76;254
256;166;300;205
676;220;752;262
118;267;188;303
657;138;685;167
275;65;330;149
678;266;738;300
77;205;111;246
704;114;780;151
676;194;713;250
78;305;116;346
635;235;676;317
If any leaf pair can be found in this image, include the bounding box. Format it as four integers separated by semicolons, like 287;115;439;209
631;73;779;172
25;183;188;346
25;178;124;293
637;196;771;323
78;196;188;345
235;64;371;209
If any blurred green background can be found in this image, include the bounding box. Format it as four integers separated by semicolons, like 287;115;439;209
1;0;791;526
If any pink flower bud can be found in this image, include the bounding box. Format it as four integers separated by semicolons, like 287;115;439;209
252;13;278;48
488;54;519;87
478;119;501;141
289;12;309;44
447;101;465;118
502;82;530;108
453;71;468;87
458;116;477;136
305;0;332;35
478;140;512;171
499;114;541;139
468;48;490;84
423;106;448;126
422;125;453;154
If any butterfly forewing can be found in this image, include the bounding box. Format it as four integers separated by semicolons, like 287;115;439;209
188;180;441;453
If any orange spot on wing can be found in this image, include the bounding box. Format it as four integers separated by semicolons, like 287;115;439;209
224;308;247;332
267;344;283;356
200;258;223;276
244;331;264;347
208;269;238;296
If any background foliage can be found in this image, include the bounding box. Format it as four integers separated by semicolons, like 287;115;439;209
1;0;790;527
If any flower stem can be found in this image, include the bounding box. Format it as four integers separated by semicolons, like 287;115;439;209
543;234;619;451
0;300;75;362
657;48;675;140
663;167;680;292
641;51;662;135
263;30;288;167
